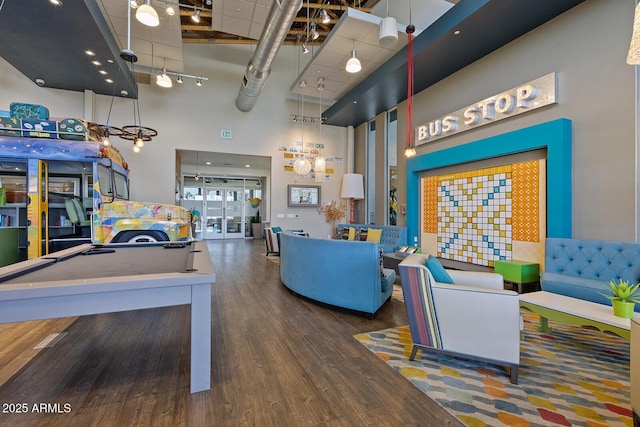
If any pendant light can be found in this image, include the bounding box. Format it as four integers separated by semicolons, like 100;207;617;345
404;0;416;158
378;0;398;48
136;0;159;27
345;40;361;73
315;78;326;183
293;89;312;176
120;0;158;151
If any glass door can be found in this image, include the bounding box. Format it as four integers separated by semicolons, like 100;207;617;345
203;186;244;239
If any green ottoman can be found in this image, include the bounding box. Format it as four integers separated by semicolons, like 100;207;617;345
494;260;540;293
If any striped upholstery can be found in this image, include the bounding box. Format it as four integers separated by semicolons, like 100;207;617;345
400;264;442;349
265;227;280;255
398;253;521;384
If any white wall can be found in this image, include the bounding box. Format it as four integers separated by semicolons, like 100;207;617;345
0;44;348;238
393;0;636;241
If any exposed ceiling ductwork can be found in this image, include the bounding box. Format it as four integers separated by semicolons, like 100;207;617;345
236;0;303;112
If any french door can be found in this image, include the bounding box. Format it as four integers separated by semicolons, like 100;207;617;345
203;187;244;240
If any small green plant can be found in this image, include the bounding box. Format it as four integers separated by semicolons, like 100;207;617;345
600;279;640;303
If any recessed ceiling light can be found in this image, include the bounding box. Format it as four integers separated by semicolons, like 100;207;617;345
85;50;95;56
454;30;461;35
50;0;63;6
353;100;358;104
99;70;107;75
91;60;101;66
105;78;114;83
206;161;211;165
245;164;251;168
107;59;114;63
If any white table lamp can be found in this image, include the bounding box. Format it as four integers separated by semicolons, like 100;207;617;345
341;173;364;224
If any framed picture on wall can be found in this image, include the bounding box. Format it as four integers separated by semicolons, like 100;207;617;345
287;184;321;207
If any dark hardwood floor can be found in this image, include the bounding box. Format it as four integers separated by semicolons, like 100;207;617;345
0;239;462;426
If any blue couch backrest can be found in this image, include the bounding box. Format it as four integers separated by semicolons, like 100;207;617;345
337;223;407;252
545;238;640;284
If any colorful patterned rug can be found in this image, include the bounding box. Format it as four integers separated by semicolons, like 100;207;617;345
392;284;404;302
355;311;632;426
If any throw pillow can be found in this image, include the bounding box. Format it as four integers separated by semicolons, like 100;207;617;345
341;227;350;240
359;228;368;241
366;228;383;243
348;227;357;240
379;248;385;277
426;255;454;284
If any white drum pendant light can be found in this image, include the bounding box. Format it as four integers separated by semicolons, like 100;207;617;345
379;16;398;47
379;0;397;48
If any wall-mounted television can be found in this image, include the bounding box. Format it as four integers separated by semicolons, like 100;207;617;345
287;184;321;207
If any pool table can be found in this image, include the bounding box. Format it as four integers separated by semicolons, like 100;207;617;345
0;240;215;393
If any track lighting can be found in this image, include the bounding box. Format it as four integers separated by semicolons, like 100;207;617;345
196;77;202;86
192;9;201;23
130;0;139;8
302;42;309;54
345;48;361;73
165;2;176;16
321;9;330;24
136;0;159;27
311;22;319;40
177;75;183;83
156;68;173;88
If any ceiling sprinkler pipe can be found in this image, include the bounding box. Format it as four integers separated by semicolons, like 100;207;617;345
236;0;302;112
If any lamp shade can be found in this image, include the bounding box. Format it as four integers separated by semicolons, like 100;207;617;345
345;49;361;73
379;16;398;48
340;173;364;199
136;1;159;27
314;156;326;182
156;71;172;88
293;157;312;175
628;3;640;64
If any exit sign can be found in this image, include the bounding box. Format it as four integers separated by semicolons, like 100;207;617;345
221;130;232;139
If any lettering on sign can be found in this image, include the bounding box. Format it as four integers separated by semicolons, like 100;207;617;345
416;73;556;145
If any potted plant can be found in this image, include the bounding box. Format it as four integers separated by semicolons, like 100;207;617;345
319;200;347;238
600;279;640;319
249;197;262;239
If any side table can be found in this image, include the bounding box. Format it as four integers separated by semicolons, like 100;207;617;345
494;259;540;293
382;252;408;283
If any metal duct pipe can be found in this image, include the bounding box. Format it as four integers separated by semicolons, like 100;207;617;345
236;0;302;112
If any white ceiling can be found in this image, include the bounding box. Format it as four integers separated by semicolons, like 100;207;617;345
293;1;455;101
211;0;273;41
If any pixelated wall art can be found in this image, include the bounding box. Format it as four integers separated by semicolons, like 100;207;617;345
422;160;545;267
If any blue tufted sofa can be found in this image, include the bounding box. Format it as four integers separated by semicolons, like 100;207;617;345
279;232;395;318
336;223;407;253
542;238;640;311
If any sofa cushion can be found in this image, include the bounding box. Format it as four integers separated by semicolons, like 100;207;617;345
541;272;613;306
348;227;357;240
426;255;454;284
340;228;349;240
359;228;368;241
367;228;383;243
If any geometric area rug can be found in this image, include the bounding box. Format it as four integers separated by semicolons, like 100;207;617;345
355;309;632;426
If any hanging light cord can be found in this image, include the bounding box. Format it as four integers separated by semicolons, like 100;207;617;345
405;0;415;156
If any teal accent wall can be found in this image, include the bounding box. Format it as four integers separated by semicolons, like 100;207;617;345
406;118;572;243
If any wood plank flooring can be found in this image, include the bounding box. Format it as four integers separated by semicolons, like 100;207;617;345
0;239;462;426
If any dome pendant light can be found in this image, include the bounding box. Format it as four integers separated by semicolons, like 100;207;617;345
345;39;361;74
136;0;159;27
